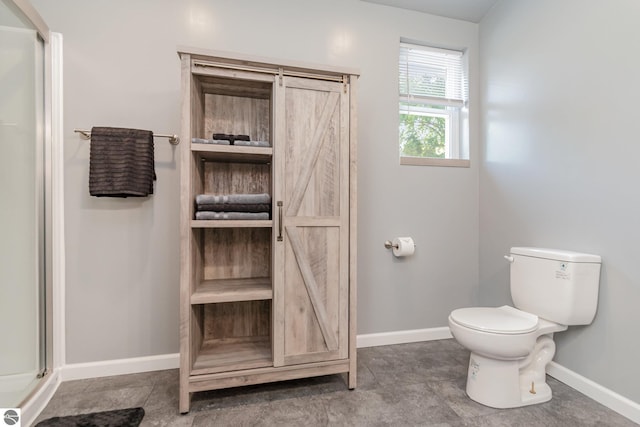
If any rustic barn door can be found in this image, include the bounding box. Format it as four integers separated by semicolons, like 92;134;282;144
273;76;350;366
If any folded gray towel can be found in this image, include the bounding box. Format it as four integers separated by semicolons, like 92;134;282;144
195;211;270;220
191;138;231;145
195;193;271;205
196;203;271;213
233;140;270;147
89;127;155;197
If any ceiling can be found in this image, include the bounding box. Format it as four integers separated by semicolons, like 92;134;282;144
361;0;500;23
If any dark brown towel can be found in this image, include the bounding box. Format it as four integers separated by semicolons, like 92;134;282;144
211;133;250;145
89;127;155;197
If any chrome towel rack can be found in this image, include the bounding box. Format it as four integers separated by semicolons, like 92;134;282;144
74;128;180;145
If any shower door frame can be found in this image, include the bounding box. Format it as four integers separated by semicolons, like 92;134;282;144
3;0;63;420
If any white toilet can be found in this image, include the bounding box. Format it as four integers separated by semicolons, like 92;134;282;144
448;247;601;409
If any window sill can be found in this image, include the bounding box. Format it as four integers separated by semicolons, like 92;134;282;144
400;156;470;168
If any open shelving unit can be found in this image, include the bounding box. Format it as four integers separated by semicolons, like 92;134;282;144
179;47;358;414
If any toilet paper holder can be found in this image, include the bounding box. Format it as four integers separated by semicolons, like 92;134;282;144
384;240;416;250
384;240;398;249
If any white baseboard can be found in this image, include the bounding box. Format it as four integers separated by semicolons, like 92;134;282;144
547;361;640;425
21;370;61;427
356;327;452;348
61;353;179;382
58;328;452;381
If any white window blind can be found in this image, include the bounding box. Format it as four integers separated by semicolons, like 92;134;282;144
399;43;467;108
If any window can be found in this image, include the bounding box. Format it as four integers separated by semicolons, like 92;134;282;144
399;42;469;166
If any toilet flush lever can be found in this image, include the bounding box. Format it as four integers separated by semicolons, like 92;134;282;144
504;255;514;263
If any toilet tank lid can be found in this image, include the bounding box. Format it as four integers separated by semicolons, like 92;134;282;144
511;247;601;263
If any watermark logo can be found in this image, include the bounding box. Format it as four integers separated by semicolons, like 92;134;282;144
1;408;21;426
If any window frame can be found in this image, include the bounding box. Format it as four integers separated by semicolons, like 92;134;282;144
398;41;469;167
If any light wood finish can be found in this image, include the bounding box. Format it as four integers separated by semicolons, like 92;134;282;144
188;359;350;393
275;77;350;366
285;226;338;352
202;300;270;340
204;93;270;142
285;90;340;217
191;277;272;304
348;76;358;389
192;144;272;163
179;49;358;413
192;336;272;375
193;65;277;85
272;77;286;367
179;53;193;414
196;73;273;96
202;162;270;195
178;46;360;80
203;228;270;280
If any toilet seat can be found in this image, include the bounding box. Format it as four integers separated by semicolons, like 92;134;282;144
450;305;538;334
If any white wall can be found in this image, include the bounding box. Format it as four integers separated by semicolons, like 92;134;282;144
480;0;640;403
30;0;480;363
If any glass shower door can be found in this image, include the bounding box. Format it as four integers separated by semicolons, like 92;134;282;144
0;22;46;407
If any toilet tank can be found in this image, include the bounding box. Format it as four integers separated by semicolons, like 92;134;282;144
509;247;601;325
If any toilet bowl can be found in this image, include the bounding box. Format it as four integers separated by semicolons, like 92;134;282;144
448;305;567;408
448;247;601;409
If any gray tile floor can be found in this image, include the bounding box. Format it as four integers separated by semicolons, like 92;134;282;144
34;340;637;426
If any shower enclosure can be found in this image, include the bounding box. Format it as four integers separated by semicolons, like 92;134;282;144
0;0;51;408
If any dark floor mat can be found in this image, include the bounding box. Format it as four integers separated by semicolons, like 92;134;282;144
36;407;144;427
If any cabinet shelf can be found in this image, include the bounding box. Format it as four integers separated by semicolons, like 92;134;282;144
191;336;272;375
192;143;272;163
191;277;272;304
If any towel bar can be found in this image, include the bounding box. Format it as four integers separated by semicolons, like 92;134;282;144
74;128;180;145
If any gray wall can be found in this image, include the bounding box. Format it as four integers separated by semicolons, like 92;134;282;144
480;0;640;403
31;0;480;363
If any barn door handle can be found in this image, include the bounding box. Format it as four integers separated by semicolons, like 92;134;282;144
277;201;283;241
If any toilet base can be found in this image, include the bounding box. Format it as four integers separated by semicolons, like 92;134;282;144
465;352;552;409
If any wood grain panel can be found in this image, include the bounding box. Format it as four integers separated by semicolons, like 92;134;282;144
192;336;272;375
191;277;272;304
203;228;270;280
283;226;341;357
203;300;271;340
203;162;271;196
284;90;340;217
348;74;358;388
204;94;270;142
285;226;338;351
276;77;349;366
179;53;194;414
188;359;350;393
193;144;272;163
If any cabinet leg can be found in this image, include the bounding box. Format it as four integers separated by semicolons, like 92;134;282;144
347;352;357;389
179;390;191;414
348;369;357;389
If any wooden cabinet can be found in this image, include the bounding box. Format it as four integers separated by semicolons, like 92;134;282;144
178;48;358;413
